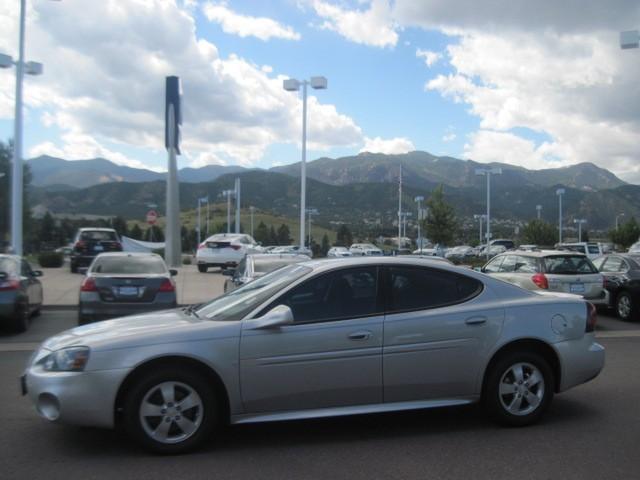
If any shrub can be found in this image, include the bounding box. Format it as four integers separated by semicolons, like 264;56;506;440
38;252;64;268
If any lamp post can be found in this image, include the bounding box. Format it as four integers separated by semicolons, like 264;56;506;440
249;206;255;238
306;208;318;248
616;213;625;230
415;196;424;251
475;167;502;259
197;197;208;246
536;205;542;220
283;76;328;250
0;0;55;256
473;214;486;246
222;190;234;234
574;218;587;242
556;188;565;243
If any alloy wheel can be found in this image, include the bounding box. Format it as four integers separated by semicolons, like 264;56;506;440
617;294;632;320
498;362;545;417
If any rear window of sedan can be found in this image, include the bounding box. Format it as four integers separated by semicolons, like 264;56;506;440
542;255;597;275
254;258;300;273
91;256;167;274
80;230;118;241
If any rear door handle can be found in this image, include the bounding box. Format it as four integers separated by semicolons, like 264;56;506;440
348;330;372;340
465;316;487;325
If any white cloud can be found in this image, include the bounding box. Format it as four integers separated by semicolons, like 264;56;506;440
360;136;415;154
442;132;456;142
416;48;441;67
202;2;301;41
0;0;362;169
311;0;398;48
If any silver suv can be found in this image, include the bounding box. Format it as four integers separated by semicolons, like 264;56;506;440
481;249;606;305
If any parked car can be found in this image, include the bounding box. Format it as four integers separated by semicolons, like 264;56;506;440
70;228;122;273
23;257;604;454
478;244;507;257
0;255;43;332
327;247;353;258
223;253;311;292
481;250;606;306
349;243;383;256
628;242;640;254
78;252;177;324
592;254;640;321
490;239;515;250
196;233;260;272
270;245;313;256
445;246;475;260
556;242;604;260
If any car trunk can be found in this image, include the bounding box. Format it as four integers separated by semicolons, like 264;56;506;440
545;273;602;297
76;239;121;255
204;240;238;255
92;274;168;303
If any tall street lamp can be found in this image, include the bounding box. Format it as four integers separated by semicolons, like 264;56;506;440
473;214;486;246
222;190;234;234
0;0;56;255
283;76;328;250
414;196;424;251
197;197;208;246
475;167;502;258
556;188;565;243
616;213;625;230
574;218;587;242
249;206;255;238
536;205;542;220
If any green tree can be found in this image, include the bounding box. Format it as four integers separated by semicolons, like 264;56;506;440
522;219;558;246
268;225;278;245
277;224;292;245
129;223;143;240
253;221;270;246
144;225;164;242
335;224;353;247
39;212;56;243
321;234;330;257
111;216;128;237
424;185;457;246
0;140;32;248
610;217;640;249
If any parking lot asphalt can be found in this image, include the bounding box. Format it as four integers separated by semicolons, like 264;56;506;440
1;310;639;480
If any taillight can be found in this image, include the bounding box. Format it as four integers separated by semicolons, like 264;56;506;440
80;277;97;292
0;277;20;291
114;242;122;250
532;273;549;289
586;302;597;333
159;278;175;292
230;245;241;251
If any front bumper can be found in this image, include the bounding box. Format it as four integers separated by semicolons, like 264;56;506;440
24;363;131;428
554;334;605;392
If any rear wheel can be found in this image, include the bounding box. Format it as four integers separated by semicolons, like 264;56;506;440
70;261;78;273
483;351;553;426
197;264;207;273
12;301;31;333
616;291;637;321
123;369;218;454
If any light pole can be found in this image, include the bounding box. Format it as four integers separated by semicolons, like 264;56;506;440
147;203;158;242
556;188;565;243
536;205;542;220
616;213;625;230
574;218;587;242
0;0;53;256
475;167;502;258
222;190;234;234
249;206;255;238
283;76;328;250
197;197;208;246
473;214;486;246
415;196;424;251
306;208;318;248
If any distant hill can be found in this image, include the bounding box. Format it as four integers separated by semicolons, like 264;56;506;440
272;151;626;191
27;155;247;189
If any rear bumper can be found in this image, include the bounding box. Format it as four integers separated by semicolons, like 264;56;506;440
70;255;97;267
554;334;605;392
584;289;609;307
79;293;177;323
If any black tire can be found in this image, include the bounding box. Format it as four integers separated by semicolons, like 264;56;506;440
32;306;41;318
123;368;218;454
197;264;207;273
615;291;637;321
12;301;31;333
483;351;554;427
70;261;78;274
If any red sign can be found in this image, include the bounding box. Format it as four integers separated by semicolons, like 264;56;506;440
146;210;158;225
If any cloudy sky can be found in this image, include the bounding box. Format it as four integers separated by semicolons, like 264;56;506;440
1;0;640;181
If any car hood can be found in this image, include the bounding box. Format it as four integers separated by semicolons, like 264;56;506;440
41;309;235;352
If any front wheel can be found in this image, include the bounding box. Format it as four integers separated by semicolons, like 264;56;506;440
123;369;218;454
197;264;207;273
616;291;637;321
483;352;553;426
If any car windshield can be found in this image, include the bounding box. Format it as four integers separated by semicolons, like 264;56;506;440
80;231;117;241
91;256;167;274
196;264;312;321
543;255;597;274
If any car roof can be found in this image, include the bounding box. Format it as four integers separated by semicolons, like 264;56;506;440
79;227;117;232
297;256;464;272
249;253;310;261
94;252;163;258
496;249;587;258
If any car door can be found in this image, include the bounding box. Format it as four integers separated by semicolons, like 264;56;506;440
382;266;503;402
599;256;629;297
239;266;384;413
20;260;42;308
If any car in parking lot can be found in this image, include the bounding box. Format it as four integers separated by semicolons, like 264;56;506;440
70;228;122;273
349;243;383;256
327;246;353;257
223;253;311;292
0;254;43;332
23;256;604;454
78;252;177;324
592;253;640;321
557;242;604;260
196;233;260;272
481;250;606;306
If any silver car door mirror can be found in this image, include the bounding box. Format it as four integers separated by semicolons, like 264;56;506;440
248;304;294;330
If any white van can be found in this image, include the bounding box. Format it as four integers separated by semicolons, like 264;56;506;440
556;242;604;260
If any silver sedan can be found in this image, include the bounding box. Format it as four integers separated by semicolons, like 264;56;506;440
22;257;604;454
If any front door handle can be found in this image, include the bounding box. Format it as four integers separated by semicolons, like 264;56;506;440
348;330;372;340
465;316;487;325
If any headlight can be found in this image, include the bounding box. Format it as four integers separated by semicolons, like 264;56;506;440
39;347;91;372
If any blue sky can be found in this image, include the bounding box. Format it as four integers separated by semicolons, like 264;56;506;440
0;0;639;181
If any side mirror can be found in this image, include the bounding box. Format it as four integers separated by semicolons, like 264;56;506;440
248;305;294;330
32;270;43;277
169;269;178;276
222;269;235;277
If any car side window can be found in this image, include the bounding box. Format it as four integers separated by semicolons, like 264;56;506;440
483;256;504;273
274;267;380;323
388;267;482;312
21;260;33;277
602;257;625;273
499;255;517;273
514;255;538;273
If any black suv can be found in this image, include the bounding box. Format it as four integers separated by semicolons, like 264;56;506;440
70;228;122;273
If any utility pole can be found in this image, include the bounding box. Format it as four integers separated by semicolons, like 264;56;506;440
398;165;402;249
